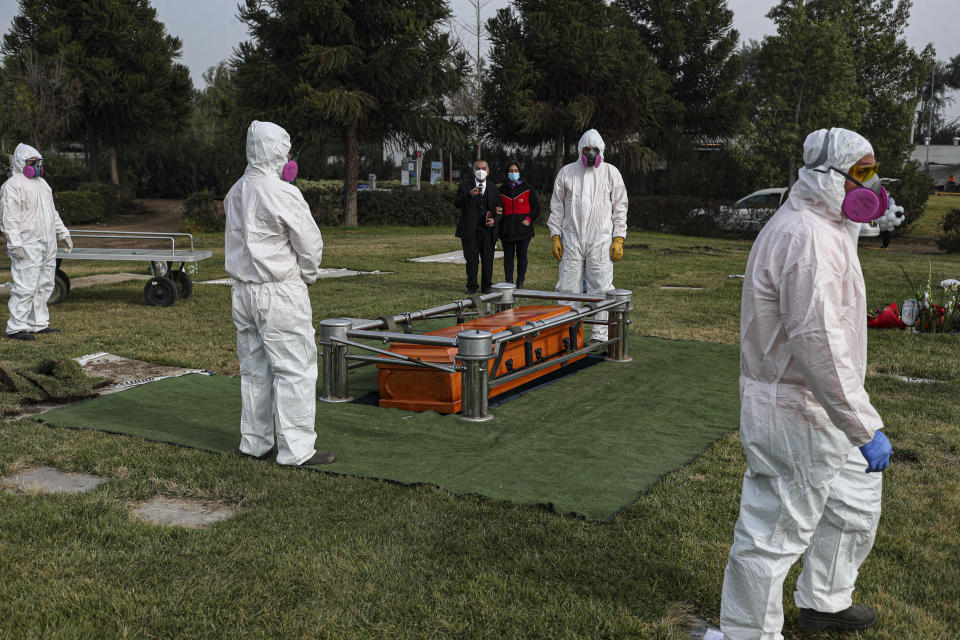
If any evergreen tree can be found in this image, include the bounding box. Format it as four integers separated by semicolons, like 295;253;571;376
617;0;744;141
2;0;193;186
747;1;866;185
483;0;670;176
740;0;930;187
233;0;469;226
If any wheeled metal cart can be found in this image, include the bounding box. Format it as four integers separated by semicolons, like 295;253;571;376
51;230;213;306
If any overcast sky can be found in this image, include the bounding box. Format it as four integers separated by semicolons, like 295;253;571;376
1;0;957;121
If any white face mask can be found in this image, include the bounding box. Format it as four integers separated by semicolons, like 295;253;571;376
475;168;487;181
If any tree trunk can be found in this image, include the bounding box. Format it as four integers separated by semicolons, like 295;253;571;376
788;86;804;187
109;146;120;187
552;132;565;178
88;134;99;182
344;123;359;227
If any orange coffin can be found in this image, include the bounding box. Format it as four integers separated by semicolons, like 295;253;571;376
377;305;584;413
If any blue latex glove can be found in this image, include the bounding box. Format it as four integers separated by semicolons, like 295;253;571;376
859;431;892;472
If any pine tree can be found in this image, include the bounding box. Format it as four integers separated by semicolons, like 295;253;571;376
2;0;193;186
617;0;744;141
483;0;670;176
233;0;469;227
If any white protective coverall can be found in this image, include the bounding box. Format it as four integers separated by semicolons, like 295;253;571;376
2;143;70;334
224;121;325;466
720;128;885;639
547;130;628;342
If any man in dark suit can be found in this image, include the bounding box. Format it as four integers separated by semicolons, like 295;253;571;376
454;159;501;294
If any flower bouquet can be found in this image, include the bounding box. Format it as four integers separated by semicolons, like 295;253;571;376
894;265;960;333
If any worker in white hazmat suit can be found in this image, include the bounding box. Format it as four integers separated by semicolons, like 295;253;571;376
720;127;893;639
547;129;627;343
2;143;72;340
224;121;333;466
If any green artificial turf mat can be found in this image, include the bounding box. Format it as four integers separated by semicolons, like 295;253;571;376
39;336;739;520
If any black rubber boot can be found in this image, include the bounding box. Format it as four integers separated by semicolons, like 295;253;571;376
33;327;60;334
8;331;35;341
798;604;878;631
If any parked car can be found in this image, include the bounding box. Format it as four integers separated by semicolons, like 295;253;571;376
694;187;881;237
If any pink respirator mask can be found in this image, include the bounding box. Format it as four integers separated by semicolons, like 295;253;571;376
831;167;888;223
281;159;298;183
581;151;602;168
23;160;43;179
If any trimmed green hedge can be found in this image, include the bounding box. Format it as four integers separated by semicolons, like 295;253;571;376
53;190;105;225
77;182;120;219
301;190;460;227
194;182;742;237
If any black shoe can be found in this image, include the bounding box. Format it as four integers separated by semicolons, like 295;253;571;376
515;281;524;289
300;451;335;466
8;331;35;341
481;287;492;294
238;445;277;461
798;604;878;631
33;327;60;334
465;288;478;296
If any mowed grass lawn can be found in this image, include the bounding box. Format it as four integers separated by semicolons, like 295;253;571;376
1;212;960;638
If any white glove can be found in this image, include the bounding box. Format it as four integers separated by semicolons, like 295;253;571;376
63;235;73;252
8;246;25;261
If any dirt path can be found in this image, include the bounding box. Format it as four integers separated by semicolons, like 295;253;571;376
68;199;187;249
75;199;184;232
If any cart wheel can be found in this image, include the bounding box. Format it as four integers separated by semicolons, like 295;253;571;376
49;271;70;305
169;270;193;299
56;268;71;292
143;276;179;307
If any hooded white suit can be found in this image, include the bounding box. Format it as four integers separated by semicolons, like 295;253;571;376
224;121;325;466
720;128;885;639
2;143;70;335
548;130;628;341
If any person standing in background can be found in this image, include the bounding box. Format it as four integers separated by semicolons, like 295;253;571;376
498;161;540;289
454;159;501;294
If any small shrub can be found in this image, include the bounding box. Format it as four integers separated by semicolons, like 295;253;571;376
54;190;104;225
885;160;934;236
181;190;224;233
936;208;960;253
77;182;120;219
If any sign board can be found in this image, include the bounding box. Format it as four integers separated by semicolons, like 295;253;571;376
430;161;442;185
401;159;417;186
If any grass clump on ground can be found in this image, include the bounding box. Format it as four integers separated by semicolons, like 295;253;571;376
0;217;959;638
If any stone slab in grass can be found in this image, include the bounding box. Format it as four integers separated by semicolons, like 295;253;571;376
660;285;704;291
408;249;504;264
132;496;234;528
2;466;107;494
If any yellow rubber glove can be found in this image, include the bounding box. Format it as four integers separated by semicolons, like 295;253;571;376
552;235;563;261
610;236;624;262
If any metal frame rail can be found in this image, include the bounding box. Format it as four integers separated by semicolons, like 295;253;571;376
48;229;214;306
318;283;634;421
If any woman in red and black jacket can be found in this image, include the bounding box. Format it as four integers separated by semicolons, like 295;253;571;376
497;161;541;288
